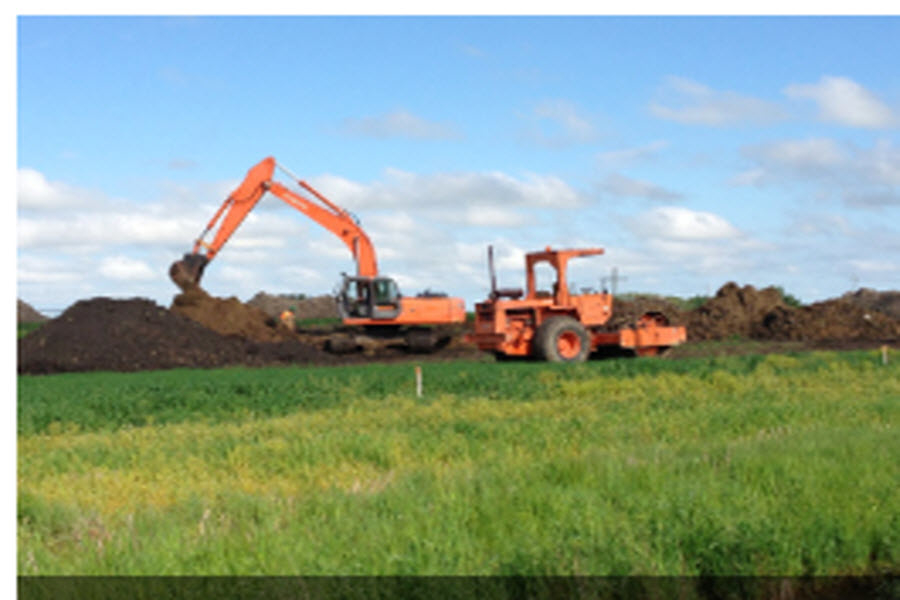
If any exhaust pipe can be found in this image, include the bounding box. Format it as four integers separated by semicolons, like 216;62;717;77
488;245;498;299
486;245;524;301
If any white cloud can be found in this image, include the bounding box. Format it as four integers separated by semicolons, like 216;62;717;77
277;265;330;286
743;137;847;175
18;168;94;209
601;173;683;201
785;76;898;129
460;206;529;227
844;258;898;273
519;99;601;147
597;140;668;167
631;206;742;242
734;137;900;207
867;139;900;185
217;265;262;287
310;169;586;212
650;76;785;126
98;256;157;281
844;190;900;208
786;212;854;237
306;174;370;208
227;237;286;249
340;109;462;140
729;168;766;187
618;206;768;281
18;212;196;248
458;43;486;58
17;255;83;284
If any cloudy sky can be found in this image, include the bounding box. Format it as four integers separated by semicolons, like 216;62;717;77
16;15;900;313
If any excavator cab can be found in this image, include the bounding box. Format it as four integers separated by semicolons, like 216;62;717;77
337;274;402;320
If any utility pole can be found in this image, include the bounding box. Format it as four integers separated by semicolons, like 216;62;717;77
600;267;628;296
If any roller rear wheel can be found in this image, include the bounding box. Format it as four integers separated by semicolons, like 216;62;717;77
534;316;590;363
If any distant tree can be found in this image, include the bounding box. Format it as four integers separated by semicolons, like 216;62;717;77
774;287;803;307
681;295;712;311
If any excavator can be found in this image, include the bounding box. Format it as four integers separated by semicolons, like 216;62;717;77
170;157;465;350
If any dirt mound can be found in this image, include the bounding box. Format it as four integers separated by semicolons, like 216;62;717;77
753;299;900;342
19;281;899;376
18;300;48;323
685;282;786;341
247;292;339;321
170;288;295;342
840;288;900;321
679;282;900;343
607;295;686;330
17;297;336;374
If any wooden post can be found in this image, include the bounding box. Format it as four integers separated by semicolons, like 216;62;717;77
882;345;889;366
415;365;423;398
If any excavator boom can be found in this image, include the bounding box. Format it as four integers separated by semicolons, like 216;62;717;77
170;156;377;291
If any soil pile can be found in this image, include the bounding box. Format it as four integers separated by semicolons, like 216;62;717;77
840;288;900;321
753;300;900;342
17;297;336;374
18;281;900;375
608;295;686;330
685;283;786;341
170;288;295;342
247;292;339;321
682;283;900;343
17;300;48;323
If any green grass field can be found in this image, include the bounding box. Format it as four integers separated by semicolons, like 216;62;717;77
17;350;899;576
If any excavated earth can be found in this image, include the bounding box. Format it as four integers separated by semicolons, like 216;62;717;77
246;291;339;321
17;300;48;323
16;288;478;375
17;283;900;374
684;282;900;343
17;296;341;374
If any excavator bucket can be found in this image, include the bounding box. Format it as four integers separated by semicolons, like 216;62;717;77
169;253;209;292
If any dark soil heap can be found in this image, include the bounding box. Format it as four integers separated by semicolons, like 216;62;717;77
684;283;900;343
247;292;339;321
611;282;900;344
17;281;900;375
170;288;295;342
840;288;900;321
17;297;336;374
607;296;686;330
17;300;48;323
753;300;900;342
685;282;786;341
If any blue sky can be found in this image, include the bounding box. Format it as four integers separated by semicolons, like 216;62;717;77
16;15;900;313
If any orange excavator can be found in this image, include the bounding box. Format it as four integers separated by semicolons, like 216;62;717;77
170;157;465;347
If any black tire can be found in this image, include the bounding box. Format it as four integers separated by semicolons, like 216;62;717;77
533;316;590;363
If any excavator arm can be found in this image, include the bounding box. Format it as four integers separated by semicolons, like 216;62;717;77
170;157;378;291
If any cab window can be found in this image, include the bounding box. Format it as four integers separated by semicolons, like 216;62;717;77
373;279;399;304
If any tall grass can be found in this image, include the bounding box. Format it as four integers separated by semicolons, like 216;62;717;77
17;350;899;575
